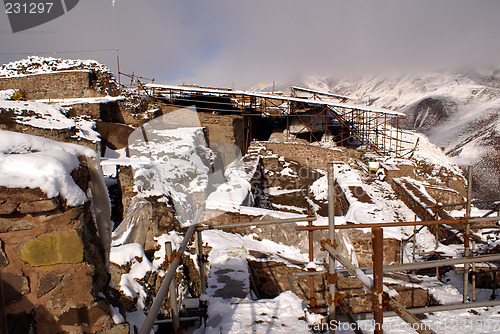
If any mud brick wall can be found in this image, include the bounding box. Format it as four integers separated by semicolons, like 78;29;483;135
197;113;245;167
0;167;125;333
382;163;415;185
0;71;104;100
347;229;401;267
260;142;343;170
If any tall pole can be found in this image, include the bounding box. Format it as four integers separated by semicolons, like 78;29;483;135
372;227;384;334
166;242;180;333
140;206;204;334
328;163;336;332
464;166;472;303
196;230;207;295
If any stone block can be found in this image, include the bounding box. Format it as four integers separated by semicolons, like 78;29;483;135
0;217;36;233
19;230;83;266
97;323;130;334
18;198;60;214
0;200;18;214
57;301;112;327
46;265;94;309
1;271;30;304
37;272;64;297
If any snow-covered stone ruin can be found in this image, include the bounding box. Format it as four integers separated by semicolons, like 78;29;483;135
1;56;500;334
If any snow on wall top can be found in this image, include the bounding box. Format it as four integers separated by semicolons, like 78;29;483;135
0;130;95;206
0;100;76;130
0;56;113;78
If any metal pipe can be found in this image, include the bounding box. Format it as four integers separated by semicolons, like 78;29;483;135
196;230;207;295
308;220;316;307
321;241;436;334
424;198;500;209
338;299;365;334
372;228;384;334
293;253;500;277
472;240;476;302
464;166;473;303
198;216;316;231
139;206;204;334
327;163;336;333
295;216;500;231
337;299;500;321
154;316;200;324
166;242;180;333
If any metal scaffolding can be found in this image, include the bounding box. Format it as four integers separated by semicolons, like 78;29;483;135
145;83;406;156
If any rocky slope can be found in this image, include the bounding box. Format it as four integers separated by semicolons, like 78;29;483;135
294;70;500;203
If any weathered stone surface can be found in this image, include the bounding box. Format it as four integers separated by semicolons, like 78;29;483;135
19;230;83;266
0;217;36;233
0;200;18;214
0;186;47;202
0;239;8;267
1;271;30;304
37;272;64;297
18;198;60;214
57;301;112;327
97;323;130;334
47;265;94;309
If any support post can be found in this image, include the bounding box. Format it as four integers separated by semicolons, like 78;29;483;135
308;220;316;307
472;240;476;302
327;163;336;333
372;227;384;334
464;165;473;303
435;225;439;280
196;230;207;295
166;242;180;334
321;241;436;334
139;206;204;334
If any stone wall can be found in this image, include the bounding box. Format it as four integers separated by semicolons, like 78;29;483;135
391;178;461;244
259;142;343;170
347;230;401;267
247;260;437;314
0;71;104;100
0;166;125;333
116;165;177;255
198;113;245;167
0;121;100;154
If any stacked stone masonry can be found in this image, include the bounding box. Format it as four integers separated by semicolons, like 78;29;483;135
0;165;126;333
0;71;104;100
259;142;343;170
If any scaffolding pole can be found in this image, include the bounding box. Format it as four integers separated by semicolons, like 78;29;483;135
464;166;473;302
321;241;436;334
139;206;204;334
328;163;336;333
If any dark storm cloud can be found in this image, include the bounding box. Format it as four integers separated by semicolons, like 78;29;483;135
1;0;500;88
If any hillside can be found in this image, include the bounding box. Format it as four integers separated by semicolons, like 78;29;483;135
295;70;500;203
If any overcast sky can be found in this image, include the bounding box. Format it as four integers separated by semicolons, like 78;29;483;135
1;0;500;88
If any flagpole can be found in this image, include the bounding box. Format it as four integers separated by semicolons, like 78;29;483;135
112;0;121;85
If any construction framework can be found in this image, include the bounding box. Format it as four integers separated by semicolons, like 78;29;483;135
144;83;407;156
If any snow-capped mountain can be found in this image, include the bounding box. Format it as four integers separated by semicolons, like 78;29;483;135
296;69;500;203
